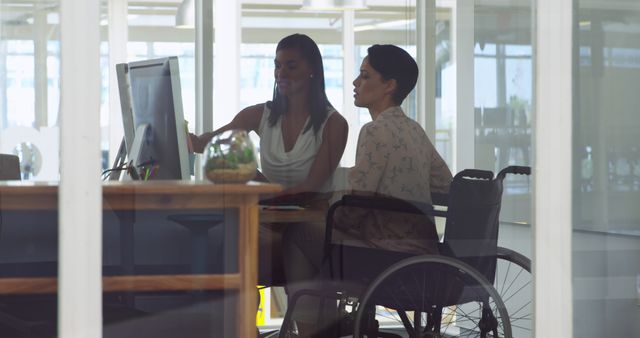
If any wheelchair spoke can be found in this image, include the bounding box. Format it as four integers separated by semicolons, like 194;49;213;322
397;309;415;333
500;280;530;305
354;256;522;338
508;300;532;320
399;279;421;311
498;260;512;296
458;310;482;328
380;286;417;333
384;283;409;315
500;268;525;300
494;253;532;337
411;269;426;318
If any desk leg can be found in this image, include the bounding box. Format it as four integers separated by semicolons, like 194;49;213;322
115;210;135;307
167;214;224;275
237;202;258;338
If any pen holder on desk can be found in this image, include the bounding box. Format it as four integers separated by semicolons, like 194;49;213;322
203;129;257;184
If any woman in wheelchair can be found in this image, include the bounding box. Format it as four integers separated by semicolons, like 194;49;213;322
281;44;452;337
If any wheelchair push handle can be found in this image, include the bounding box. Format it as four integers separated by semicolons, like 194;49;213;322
497;165;531;180
454;169;494;180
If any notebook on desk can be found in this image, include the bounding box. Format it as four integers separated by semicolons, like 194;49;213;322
0;154;21;180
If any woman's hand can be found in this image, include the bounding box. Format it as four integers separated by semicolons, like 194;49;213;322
186;132;194;153
188;133;208;153
189;131;220;154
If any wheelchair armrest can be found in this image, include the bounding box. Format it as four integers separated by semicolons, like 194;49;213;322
323;194;446;260
331;194;448;219
333;194;434;216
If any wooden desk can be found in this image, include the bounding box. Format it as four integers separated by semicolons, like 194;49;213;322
0;180;281;338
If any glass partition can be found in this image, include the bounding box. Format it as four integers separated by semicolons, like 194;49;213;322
100;2;243;338
0;0;62;336
573;1;640;336
473;3;533;227
0;4;61;181
236;4;419;330
474;3;534;337
432;3;533;289
0;1;543;337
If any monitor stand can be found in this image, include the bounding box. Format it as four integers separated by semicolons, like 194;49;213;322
108;138;128;181
122;123;152;181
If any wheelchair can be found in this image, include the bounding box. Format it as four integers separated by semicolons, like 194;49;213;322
278;166;531;338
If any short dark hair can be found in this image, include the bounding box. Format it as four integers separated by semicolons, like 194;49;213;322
366;44;418;105
268;33;332;135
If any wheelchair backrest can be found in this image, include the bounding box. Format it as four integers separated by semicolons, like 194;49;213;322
442;169;504;283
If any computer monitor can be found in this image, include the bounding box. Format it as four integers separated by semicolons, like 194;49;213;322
115;56;190;180
116;63;135;156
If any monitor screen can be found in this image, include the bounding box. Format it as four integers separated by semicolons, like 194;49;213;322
116;57;190;180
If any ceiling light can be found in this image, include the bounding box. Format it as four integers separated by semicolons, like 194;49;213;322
301;0;367;11
175;0;194;29
354;19;415;32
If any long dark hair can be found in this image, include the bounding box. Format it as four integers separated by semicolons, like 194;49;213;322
267;33;332;135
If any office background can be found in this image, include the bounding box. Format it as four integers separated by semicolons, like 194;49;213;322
0;0;638;337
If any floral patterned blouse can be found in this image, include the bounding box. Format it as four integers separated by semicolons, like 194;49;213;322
333;106;452;254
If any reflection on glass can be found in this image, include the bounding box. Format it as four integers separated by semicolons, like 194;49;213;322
573;2;640;337
0;1;62;336
471;17;534;232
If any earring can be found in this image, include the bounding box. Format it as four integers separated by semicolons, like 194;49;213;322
309;74;314;78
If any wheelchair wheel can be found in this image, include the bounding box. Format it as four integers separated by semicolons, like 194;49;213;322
353;255;512;338
495;247;531;337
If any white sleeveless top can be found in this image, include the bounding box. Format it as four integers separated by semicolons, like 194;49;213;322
257;103;336;192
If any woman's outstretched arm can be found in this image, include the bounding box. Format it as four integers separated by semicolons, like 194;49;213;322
189;103;264;153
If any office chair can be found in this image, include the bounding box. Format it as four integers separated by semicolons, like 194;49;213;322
0;154;21;181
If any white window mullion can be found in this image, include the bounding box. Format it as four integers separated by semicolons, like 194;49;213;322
213;0;241;130
34;3;48;128
195;0;213;135
452;0;475;173
534;0;573;337
194;0;213;180
417;0;437;139
342;9;357;167
108;0;128;164
59;0;102;337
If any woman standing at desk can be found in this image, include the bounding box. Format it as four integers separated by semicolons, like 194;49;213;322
190;33;349;285
190;33;348;196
